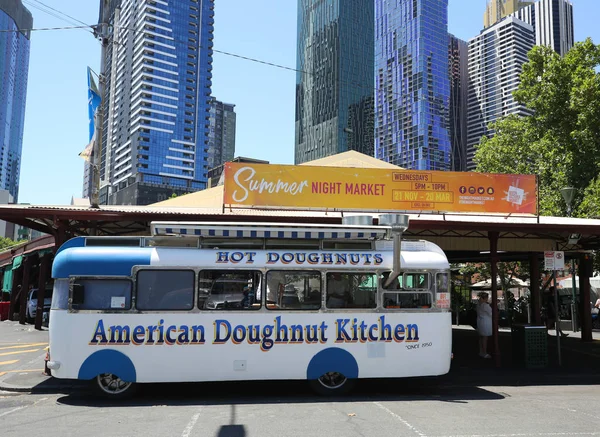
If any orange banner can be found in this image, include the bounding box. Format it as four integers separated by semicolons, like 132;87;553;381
223;163;538;214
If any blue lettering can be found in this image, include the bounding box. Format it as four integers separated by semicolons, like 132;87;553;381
349;254;360;265
216;252;229;263
132;325;145;345
165;325;177;345
374;254;384;265
335;319;352;342
230;252;244;263
90;319;108;344
232;325;246;344
305;324;319;343
261;325;274;351
406;324;419;342
177;326;191;344
267;252;280;264
368;323;378;341
191;325;205;344
109;325;131;344
379;316;392;341
334;253;347;265
275;316;289;343
394;324;405;342
245;252;256;263
290;324;303;342
214;319;231;344
281;253;294;264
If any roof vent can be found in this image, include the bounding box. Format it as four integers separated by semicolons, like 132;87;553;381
378;214;409;231
342;215;374;226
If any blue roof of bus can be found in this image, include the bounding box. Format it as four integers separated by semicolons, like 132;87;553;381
52;246;152;279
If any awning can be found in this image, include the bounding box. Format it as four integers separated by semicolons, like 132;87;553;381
2;266;13;293
11;255;23;270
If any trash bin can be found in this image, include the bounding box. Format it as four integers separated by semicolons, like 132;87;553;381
511;324;548;369
0;301;9;321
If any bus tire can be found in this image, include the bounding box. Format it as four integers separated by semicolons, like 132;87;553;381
309;372;355;396
92;373;137;399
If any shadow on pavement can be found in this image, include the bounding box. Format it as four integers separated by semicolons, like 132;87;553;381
56;377;505;407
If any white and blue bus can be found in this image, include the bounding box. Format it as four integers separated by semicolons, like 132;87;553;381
47;216;452;397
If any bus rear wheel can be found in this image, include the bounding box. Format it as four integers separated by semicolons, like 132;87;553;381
309;372;355;396
93;373;137;399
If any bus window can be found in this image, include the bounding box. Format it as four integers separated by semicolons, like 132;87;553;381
265;271;321;310
70;279;132;310
403;273;430;291
436;273;449;293
199;270;261;310
136;270;194;311
326;272;377;309
382;292;432;309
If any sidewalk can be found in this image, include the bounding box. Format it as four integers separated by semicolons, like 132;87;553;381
1;320;599;393
0;320;85;393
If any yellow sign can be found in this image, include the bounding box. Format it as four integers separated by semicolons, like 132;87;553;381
223;162;538;214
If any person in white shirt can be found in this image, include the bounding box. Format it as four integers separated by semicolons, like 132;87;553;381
476;292;492;359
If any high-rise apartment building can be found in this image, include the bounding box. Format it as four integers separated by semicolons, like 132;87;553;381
467;17;535;170
0;0;32;202
484;0;534;28
375;0;451;170
207;98;236;171
512;0;574;56
96;0;214;205
448;35;468;172
294;0;374;164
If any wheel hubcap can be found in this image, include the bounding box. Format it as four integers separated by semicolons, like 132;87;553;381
97;373;132;395
317;372;347;390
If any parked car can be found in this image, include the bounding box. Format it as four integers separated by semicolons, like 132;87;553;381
26;287;52;324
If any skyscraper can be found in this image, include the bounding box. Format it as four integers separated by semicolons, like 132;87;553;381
467;17;535;170
294;0;374;164
96;0;214;205
0;0;32;202
448;34;468;172
512;0;574;56
375;0;451;170
207;97;236;170
484;0;534;28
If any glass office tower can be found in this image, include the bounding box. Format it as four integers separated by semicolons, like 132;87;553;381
375;0;451;170
96;0;214;205
294;0;374;164
0;0;32;202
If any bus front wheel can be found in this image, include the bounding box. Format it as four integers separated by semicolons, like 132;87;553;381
309;372;355;396
92;373;137;399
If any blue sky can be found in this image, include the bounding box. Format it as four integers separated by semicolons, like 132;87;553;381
17;0;600;205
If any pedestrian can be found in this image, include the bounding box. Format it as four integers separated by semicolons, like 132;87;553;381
476;292;492;358
544;287;568;337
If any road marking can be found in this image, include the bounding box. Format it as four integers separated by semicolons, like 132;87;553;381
0;343;47;351
0;396;48;419
0;349;40;357
0;360;19;366
373;402;426;437
433;430;600;437
182;411;201;437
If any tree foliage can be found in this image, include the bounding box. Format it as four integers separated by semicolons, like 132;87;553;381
474;39;600;217
0;237;18;251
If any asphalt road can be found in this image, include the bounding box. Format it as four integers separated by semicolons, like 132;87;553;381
1;380;600;437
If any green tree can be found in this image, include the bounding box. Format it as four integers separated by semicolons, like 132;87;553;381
0;237;18;251
474;39;600;216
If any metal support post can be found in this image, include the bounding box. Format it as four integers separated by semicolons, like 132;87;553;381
552;272;561;366
489;231;501;367
90;3;112;208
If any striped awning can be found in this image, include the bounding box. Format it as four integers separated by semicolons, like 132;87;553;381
151;222;390;240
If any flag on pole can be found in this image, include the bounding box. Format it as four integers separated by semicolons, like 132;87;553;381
80;67;101;161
